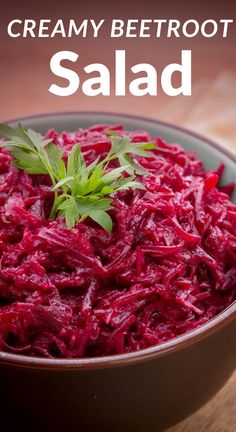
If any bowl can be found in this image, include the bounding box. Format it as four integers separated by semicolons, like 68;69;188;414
0;112;235;432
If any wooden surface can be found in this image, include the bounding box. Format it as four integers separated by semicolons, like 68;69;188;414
0;74;235;432
0;73;235;432
167;373;236;432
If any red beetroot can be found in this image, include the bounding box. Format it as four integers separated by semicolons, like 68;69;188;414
0;124;235;359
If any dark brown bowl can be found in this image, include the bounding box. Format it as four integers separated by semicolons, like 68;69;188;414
0;113;235;432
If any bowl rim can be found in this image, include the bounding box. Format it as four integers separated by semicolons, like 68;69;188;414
0;110;235;370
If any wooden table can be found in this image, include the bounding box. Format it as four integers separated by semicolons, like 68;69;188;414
0;74;235;431
168;373;236;432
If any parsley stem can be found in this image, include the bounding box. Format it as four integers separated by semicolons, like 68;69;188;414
49;199;58;220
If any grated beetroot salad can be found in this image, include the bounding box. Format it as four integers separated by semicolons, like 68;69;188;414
0;123;235;359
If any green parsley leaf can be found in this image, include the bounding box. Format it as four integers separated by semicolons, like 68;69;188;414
0;124;156;232
88;210;113;233
10;147;49;174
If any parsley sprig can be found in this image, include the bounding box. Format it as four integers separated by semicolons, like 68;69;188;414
0;124;155;232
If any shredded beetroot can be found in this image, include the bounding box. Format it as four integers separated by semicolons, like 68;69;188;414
0;124;235;359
